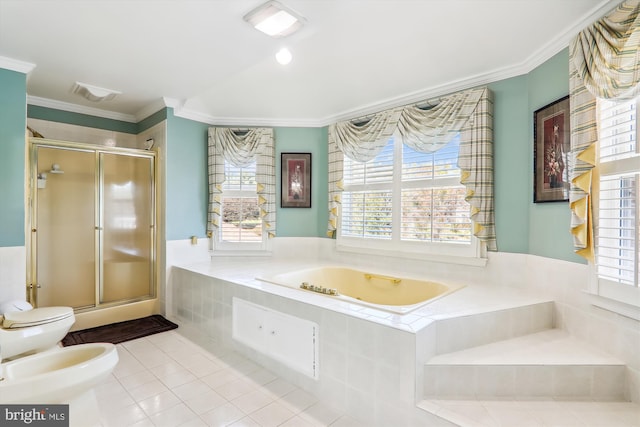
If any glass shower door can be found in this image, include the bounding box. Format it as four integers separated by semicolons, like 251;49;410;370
100;153;154;303
34;146;96;309
31;141;156;311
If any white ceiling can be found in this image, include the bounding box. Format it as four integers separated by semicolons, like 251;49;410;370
0;0;614;127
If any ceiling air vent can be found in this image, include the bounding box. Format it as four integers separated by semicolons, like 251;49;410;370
72;81;121;102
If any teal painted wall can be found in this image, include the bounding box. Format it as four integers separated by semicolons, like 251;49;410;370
0;48;587;262
27;104;167;134
527;49;584;263
138;108;168;132
0;69;27;247
275;127;329;237
165;110;209;240
28;105;138;134
161;124;331;240
489;76;530;254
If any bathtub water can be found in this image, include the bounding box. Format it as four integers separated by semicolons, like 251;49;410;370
257;266;464;314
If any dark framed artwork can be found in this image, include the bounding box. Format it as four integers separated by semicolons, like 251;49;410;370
281;153;311;208
534;95;571;203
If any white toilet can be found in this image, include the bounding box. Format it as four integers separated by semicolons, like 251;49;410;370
0;300;75;360
0;301;119;426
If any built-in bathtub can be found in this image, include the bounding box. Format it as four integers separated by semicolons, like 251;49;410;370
169;254;561;425
258;266;464;314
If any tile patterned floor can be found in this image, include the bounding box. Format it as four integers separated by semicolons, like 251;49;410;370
95;330;361;427
95;330;640;427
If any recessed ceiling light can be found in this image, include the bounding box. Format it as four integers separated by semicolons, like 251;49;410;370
72;81;121;102
243;1;305;38
275;48;293;65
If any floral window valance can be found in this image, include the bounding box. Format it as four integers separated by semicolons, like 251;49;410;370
207;127;276;239
327;86;496;251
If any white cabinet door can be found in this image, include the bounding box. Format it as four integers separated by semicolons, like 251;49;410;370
266;309;318;379
232;298;267;350
232;298;319;379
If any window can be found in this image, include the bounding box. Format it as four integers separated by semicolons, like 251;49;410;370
339;135;479;260
215;161;266;251
596;96;640;307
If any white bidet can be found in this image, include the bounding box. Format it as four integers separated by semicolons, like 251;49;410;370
0;342;118;403
0;343;118;426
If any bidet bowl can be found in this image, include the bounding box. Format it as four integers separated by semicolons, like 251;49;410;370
0;342;118;404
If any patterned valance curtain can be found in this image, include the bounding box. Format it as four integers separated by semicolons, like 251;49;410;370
207;127;276;239
458;89;496;250
398;88;486;152
332;108;402;162
568;0;640;261
327;86;496;251
327;108;401;234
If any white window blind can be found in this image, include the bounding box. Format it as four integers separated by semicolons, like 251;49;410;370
341;141;393;239
400;139;470;243
220;161;262;243
596;97;640;303
340;136;472;255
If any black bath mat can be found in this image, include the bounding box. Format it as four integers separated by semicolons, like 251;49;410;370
61;314;178;346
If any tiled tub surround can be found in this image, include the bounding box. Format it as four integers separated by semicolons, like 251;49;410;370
167;238;640;425
171;264;434;426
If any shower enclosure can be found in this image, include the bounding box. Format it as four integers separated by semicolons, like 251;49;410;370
28;139;156;311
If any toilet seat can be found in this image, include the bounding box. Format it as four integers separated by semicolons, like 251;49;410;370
3;307;74;329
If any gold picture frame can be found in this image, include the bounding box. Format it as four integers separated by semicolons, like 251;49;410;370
281;153;311;208
534;95;570;203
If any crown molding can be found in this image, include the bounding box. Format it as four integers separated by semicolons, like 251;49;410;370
27;96;137;123
319;65;522;126
319;0;615;126
162;96;185;110
171;0;614;128
135;98;169;122
0;55;36;74
523;0;614;72
19;0;615;129
171;105;326;128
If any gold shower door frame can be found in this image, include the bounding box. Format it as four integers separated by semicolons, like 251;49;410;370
28;139;157;311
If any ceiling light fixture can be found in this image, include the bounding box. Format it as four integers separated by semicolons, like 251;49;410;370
275;48;293;65
243;1;305;38
72;81;121;102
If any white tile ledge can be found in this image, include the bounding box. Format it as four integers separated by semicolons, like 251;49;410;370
210;250;272;257
173;260;554;335
426;328;624;365
584;291;640;321
336;243;488;267
417;399;640;427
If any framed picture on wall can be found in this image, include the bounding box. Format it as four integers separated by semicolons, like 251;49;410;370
534;95;571;203
281;153;311;208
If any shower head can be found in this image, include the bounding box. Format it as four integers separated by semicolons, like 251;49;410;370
49;164;64;174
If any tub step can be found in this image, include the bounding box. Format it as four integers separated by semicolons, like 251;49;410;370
424;329;627;401
416;399;640;427
432;301;555;355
